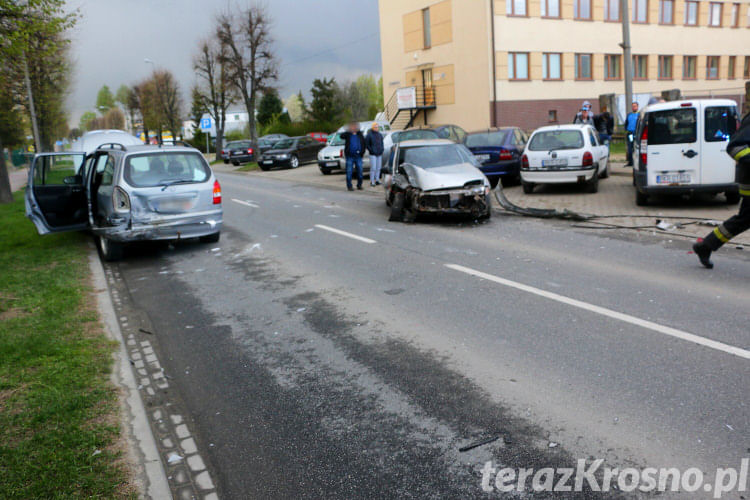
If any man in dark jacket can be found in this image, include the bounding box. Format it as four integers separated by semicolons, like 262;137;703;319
693;111;750;268
594;105;614;144
340;121;366;191
366;122;385;186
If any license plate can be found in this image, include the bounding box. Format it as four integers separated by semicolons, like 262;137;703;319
657;173;691;184
475;154;490;162
542;158;568;167
326;161;338;167
261;160;273;165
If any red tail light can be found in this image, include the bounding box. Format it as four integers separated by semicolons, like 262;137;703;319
582;151;593;167
247;148;254;154
498;149;513;161
521;154;529;168
640;125;649;167
339;149;343;158
213;180;222;205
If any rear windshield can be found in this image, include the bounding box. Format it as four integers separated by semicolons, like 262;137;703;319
227;141;251;149
124;152;211;187
704;106;738;142
647;108;696;145
528;130;584;151
465;130;511;148
393;129;440;143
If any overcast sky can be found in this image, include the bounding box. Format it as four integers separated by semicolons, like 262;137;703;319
65;0;382;125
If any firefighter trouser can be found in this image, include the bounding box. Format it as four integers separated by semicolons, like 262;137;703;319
703;193;750;250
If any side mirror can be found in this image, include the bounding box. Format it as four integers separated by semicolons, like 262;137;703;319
63;175;82;185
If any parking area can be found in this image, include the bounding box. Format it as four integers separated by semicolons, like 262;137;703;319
213;160;749;246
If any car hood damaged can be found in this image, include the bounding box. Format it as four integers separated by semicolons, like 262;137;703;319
402;163;487;191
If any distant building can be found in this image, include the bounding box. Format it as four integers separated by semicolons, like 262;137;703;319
378;0;750;130
183;110;251;140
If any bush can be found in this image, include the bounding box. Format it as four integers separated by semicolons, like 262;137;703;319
260;119;339;138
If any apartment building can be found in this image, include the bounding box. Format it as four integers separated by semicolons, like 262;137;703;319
378;0;750;130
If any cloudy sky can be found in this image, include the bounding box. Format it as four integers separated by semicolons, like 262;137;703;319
65;0;382;125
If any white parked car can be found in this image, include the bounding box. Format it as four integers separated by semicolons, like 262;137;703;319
71;129;143;154
520;124;610;193
632;99;740;206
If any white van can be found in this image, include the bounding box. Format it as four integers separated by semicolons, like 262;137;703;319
633;99;740;206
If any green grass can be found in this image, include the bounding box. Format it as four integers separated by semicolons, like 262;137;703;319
608;140;626;157
237;162;259;172
0;192;133;498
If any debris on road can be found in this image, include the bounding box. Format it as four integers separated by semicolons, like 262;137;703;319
139;328;153;335
167;453;183;464
548;441;559;448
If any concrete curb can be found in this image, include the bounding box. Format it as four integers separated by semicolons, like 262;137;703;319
88;246;172;500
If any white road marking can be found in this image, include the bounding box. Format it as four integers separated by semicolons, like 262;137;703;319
231;198;259;208
314;224;376;244
445;263;750;360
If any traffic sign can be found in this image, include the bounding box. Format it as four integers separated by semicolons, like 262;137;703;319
200;117;212;131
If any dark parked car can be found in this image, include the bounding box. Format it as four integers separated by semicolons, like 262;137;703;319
223;140;257;166
258;136;325;170
465;127;529;187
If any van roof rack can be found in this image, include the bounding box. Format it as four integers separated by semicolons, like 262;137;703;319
97;143;127;151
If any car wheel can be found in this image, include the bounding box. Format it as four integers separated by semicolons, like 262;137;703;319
635;189;648;206
199;232;220;243
289;155;299;169
725;190;740;205
599;161;610;179
522;181;534;194
232;161;239;166
585;172;599;193
98;235;123;262
389;192;405;222
223;160;229;164
260;164;271;171
320;167;332;175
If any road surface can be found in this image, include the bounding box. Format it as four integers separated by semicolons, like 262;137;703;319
106;168;749;498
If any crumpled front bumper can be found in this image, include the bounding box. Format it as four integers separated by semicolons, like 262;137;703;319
409;187;490;214
98;209;223;242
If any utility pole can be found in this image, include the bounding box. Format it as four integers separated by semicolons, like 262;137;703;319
22;52;41;153
619;0;634;122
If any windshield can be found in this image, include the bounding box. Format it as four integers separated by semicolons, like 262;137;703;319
328;133;345;146
465;130;511;148
272;139;295;149
528;130;584;151
124;152;211;187
393;129;440;143
398;144;472;169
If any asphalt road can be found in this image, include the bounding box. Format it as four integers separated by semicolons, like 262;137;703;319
109;168;749;499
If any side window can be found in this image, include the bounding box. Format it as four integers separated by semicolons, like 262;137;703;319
454;127;467;143
705;106;738;142
100;156;115;186
34;154;84;186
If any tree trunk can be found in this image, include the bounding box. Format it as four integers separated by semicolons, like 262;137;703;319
0;136;14;204
248;94;257;141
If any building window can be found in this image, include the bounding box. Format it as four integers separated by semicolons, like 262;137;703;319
659;0;674;24
604;0;620;21
422;8;431;48
574;0;592;19
684;0;699;25
706;55;720;79
507;0;527;16
683;55;697;79
604;54;622;79
575;53;592;80
730;3;740;26
658;55;673;79
633;54;648;79
728;56;736;78
541;0;561;17
745;57;750;79
508;52;529;80
548;110;558;122
542;53;562;80
708;2;722;26
632;0;648;22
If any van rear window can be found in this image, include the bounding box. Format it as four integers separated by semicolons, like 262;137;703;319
647;108;696;145
704;106;738;142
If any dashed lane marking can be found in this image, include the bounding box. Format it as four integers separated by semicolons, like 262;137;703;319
314;224;376;244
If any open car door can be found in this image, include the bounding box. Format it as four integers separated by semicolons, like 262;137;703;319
25;152;88;235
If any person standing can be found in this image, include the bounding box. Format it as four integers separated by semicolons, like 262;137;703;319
625;102;639;166
366;123;385;186
693;111;750;268
594;105;614;144
573;101;595;126
340;121;366;191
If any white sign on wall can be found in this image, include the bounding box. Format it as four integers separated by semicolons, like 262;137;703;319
396;87;417;109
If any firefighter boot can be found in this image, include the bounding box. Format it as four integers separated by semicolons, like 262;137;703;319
693;232;723;269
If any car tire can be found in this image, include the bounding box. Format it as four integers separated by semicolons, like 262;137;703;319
199;232;220;244
725;190;740;204
522;181;534;194
223;160;229;164
599;161;610;179
289;155;299;169
232;161;239;166
98;236;123;262
389;192;405;222
260;164;271;171
585;172;599;193
635;189;648;206
320;167;332;175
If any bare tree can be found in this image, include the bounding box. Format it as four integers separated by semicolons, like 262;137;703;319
216;4;278;140
152;69;182;142
193;39;235;152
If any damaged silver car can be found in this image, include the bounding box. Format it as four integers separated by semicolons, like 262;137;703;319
383;139;492;222
25;144;223;261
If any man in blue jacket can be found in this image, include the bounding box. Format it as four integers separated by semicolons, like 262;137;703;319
340;121;366;191
366;123;385;186
625;102;639;166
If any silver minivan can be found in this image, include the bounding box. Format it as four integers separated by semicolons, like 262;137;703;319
25;144;223;261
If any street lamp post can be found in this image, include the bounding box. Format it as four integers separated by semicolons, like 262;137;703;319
619;0;634;120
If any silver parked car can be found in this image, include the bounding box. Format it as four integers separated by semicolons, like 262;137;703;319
382;139;492;221
25;144;223;261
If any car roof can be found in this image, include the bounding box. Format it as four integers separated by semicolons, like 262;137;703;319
398;139;455;147
115;145;201;155
531;124;591;133
467;127;516;134
643;98;737;113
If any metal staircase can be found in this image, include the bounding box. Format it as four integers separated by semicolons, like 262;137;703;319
383;86;437;130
